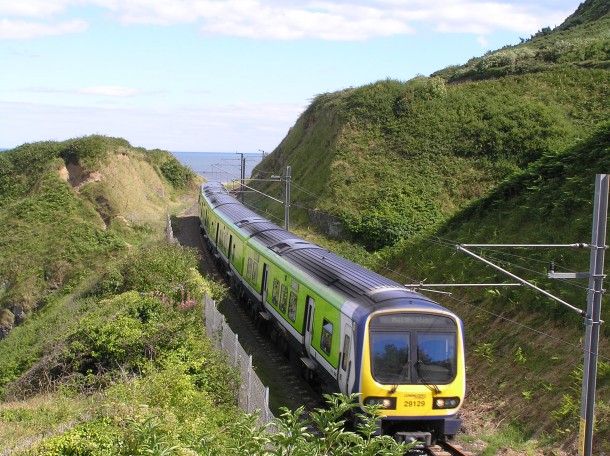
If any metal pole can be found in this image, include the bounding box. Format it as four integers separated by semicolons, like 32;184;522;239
235;152;245;202
579;174;608;456
285;166;291;231
242;155;246;202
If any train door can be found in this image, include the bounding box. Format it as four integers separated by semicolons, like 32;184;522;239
228;235;233;261
338;323;352;395
304;296;316;360
215;223;220;245
261;264;269;303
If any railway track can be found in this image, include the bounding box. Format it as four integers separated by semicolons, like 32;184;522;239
178;214;323;415
407;441;473;456
175;210;476;454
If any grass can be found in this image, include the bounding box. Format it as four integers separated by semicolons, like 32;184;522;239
0;393;95;453
0;136;199;315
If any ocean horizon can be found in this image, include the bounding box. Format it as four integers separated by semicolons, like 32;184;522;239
171;151;265;182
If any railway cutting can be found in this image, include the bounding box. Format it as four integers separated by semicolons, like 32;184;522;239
174;195;473;453
173;206;323;415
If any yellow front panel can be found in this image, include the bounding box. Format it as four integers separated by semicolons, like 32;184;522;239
360;309;466;419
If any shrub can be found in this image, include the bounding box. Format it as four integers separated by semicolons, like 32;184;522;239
59;136;129;169
159;159;196;189
32;418;120;456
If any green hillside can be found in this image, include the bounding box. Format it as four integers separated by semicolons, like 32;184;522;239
250;0;609;249
0;135;196;322
379;122;610;453
244;0;610;452
0;136;244;454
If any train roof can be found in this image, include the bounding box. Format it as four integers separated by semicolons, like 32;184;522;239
202;183;437;307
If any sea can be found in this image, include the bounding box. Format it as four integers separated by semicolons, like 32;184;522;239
171;151;265;182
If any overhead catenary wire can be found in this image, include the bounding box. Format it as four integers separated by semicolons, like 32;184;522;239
378;256;610;363
246;178;592;294
238;176;606;357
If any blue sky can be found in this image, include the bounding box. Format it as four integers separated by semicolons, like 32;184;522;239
1;0;583;152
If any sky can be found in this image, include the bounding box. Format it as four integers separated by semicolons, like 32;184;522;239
1;0;584;153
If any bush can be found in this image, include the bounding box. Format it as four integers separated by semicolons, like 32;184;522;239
103;243;201;298
32;419;120;456
159;159;196;189
216;393;412;455
59;136;129;169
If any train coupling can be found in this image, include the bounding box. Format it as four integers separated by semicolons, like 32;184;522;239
394;431;432;448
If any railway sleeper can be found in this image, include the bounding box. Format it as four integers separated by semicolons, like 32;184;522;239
427;447;452;456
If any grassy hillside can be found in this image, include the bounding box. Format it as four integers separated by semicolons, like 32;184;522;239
244;0;610;452
0;137;248;454
433;0;609;81
0;138;412;455
375;121;610;453
250;0;609;249
0;136;196;327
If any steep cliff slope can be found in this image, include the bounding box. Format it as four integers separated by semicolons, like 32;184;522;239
250;0;609;250
0;135;196;333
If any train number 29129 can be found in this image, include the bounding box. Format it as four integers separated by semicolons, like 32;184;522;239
404;400;426;408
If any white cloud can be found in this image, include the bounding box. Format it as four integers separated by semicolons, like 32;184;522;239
0;0;73;18
0;18;87;40
198;1;414;40
0;99;304;151
0;0;579;41
78;86;141;97
477;35;489;47
429;3;542;34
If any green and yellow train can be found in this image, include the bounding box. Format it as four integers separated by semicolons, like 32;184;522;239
199;182;466;445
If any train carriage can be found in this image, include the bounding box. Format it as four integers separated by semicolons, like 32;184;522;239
199;182;466;445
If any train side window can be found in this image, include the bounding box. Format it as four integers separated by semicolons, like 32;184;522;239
247;258;253;279
288;292;297;322
272;279;280;305
320;318;333;355
341;334;351;371
252;260;258;284
279;284;288;313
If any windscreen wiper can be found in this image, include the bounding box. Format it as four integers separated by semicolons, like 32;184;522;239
416;358;440;395
389;359;410;394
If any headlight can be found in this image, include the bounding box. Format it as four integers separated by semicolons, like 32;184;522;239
363;397;397;409
433;397;460;409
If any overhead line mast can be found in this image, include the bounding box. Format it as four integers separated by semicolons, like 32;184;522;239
405;174;608;455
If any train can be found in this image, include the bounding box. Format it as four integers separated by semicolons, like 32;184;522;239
198;181;466;446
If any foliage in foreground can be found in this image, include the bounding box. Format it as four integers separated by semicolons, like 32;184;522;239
28;393;410;456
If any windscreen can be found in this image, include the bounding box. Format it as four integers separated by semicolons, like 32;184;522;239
369;313;458;385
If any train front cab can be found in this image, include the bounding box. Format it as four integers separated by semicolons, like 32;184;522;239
358;308;466;446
